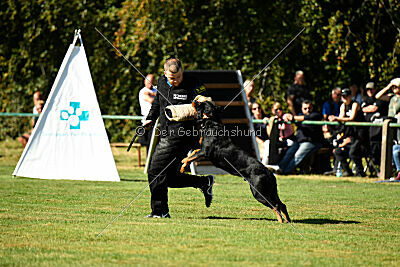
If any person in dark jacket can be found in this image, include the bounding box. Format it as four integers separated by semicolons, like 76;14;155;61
286;70;311;115
143;58;214;218
276;100;324;174
329;88;367;177
361;82;388;170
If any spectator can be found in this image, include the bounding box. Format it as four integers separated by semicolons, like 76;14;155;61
361;82;388;171
376;78;400;180
286;70;311;115
138;74;157;152
322;87;341;120
375;78;400;114
350;83;363;105
329;88;367;177
251;102;269;161
18;99;44;147
264;102;295;165
268;100;323;174
244;79;256;109
33;91;42;115
392;144;400;180
139;74;157;121
322;87;342;139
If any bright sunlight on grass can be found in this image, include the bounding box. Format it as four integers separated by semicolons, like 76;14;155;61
1;139;399;265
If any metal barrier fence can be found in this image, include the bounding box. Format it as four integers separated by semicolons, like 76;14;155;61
0;112;143;120
1;112;399;180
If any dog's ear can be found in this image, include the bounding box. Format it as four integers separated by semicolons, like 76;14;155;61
193;101;205;121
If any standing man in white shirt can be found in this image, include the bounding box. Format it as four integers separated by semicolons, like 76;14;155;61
138;74;157;151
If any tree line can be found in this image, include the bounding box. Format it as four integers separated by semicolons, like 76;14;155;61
1;0;399;141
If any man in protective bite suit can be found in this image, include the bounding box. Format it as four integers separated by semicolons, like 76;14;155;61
143;57;214;218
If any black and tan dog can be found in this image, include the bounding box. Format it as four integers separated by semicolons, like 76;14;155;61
180;100;291;223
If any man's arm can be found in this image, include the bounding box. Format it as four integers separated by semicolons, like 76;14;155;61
334;102;360;122
143;90;156;103
376;81;395;101
145;83;161;123
362;105;378;113
286;85;297;115
283;113;304;123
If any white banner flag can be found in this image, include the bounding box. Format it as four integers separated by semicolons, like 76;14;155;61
13;30;120;181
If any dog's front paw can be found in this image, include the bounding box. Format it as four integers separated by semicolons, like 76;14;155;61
180;165;186;173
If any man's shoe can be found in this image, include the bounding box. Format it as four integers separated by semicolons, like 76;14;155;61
395;171;400;181
201;175;214;208
145;212;171;218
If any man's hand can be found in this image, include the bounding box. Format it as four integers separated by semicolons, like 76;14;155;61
283;113;293;122
328;115;336;122
339;137;351;148
142;120;153;129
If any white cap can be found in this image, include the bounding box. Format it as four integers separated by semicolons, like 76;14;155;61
365;82;375;89
391;78;400;87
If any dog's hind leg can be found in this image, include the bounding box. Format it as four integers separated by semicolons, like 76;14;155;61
278;202;291;223
272;208;284;223
249;181;288;223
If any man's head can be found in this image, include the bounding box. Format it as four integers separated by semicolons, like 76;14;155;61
164;58;183;87
301;100;312;115
391;78;400;95
33;91;41;105
271;102;283;117
365;82;376;97
251;102;263;119
144;74;155;89
331;87;341;103
244;79;255;97
341;88;352;103
294;70;304;85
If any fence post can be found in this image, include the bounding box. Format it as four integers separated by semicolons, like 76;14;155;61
380;119;394;180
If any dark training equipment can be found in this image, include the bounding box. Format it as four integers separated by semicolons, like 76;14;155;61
127;121;155;152
127;133;139;152
180;101;291;223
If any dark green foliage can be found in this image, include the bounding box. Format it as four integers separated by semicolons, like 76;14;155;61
1;0;399;140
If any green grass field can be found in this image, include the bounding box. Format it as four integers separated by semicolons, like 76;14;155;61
1;139;400;266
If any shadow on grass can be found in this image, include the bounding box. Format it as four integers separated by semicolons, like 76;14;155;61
205;216;360;224
293;218;360;224
120;178;147;182
204;216;276;222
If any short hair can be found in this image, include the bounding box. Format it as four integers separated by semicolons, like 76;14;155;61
272;102;282;110
295;70;304;76
302;100;312;106
164;58;182;73
332;87;341;94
